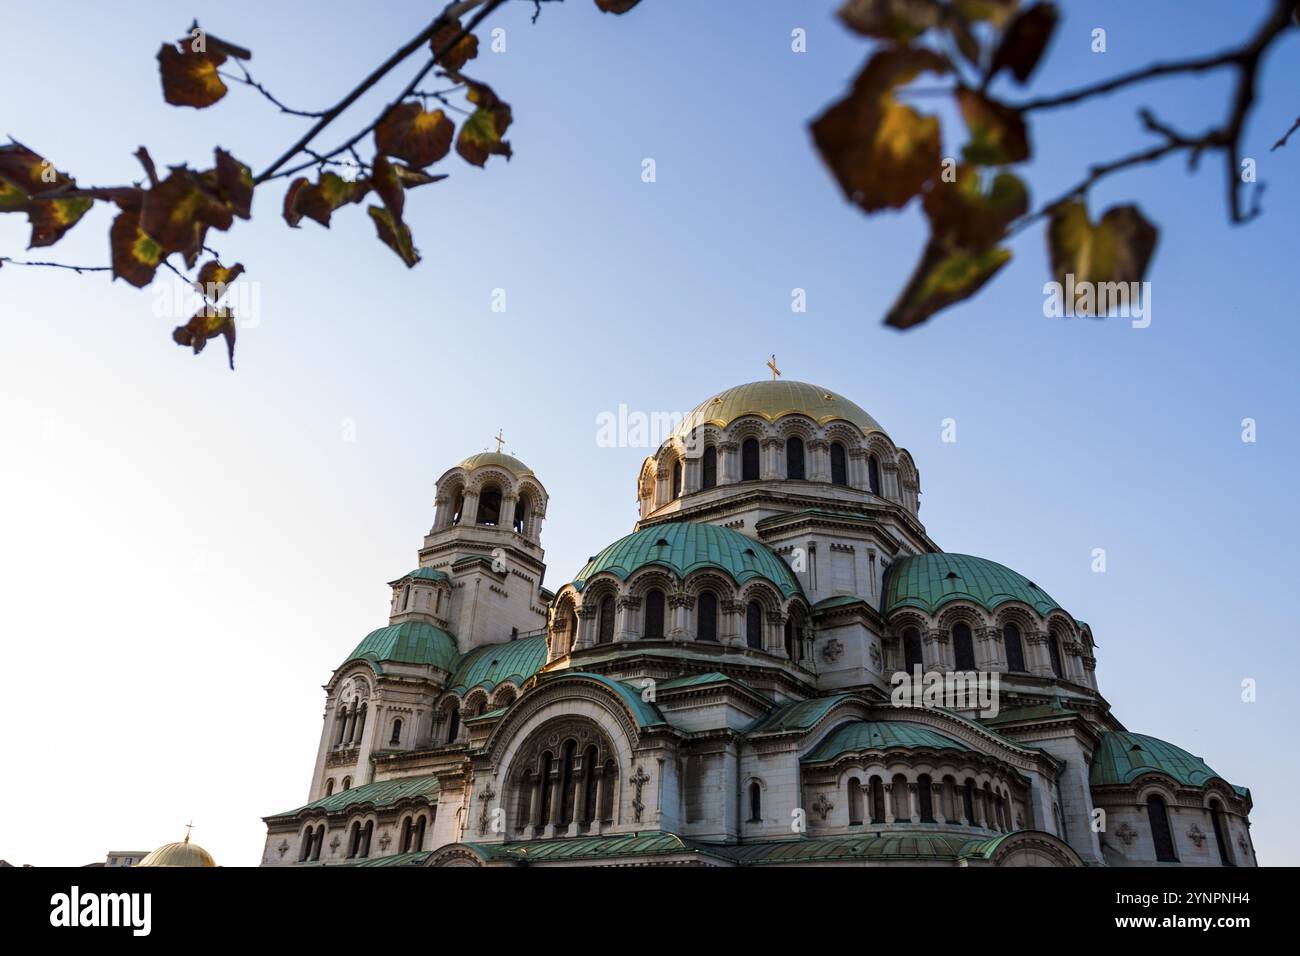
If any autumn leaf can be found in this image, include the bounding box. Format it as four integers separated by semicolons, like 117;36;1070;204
211;149;254;219
884;241;1012;329
991;3;1059;83
923;166;1028;251
141;168;234;267
837;0;941;41
953;0;1018;28
282;172;368;228
368;205;420;267
957;88;1030;165
595;0;643;12
157;41;228;108
811;47;949;212
0;180;27;211
196;260;245;302
109;195;163;288
370;155;406;222
26;197;95;248
456;83;513;167
173;304;236;369
375;102;455;168
430;18;479;72
0;141;77;198
1048;201;1157;289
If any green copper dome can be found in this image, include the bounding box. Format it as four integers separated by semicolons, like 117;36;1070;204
447;634;548;696
805;720;970;763
1090;731;1228;789
344;621;459;672
883;553;1062;617
572;521;801;598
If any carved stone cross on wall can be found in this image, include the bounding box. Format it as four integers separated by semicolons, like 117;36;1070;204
478;782;497;835
629;766;650;823
812;793;834;821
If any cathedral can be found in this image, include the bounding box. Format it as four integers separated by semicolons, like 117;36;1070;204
261;379;1256;867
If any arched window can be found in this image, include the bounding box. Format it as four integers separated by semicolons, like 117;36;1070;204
786;437;805;480
903;627;923;672
476;486;502;525
741;438;760;481
963;779;976;825
360;820;373;858
445;705;460;744
514;497;528;534
347;821;361;858
1048;632;1065;678
559;740;577;825
830;442;847;485
953;622;976;670
891;774;910;821
597;595;615;644
324;778;335;797
353;703;367;744
1003;623;1026;672
600;758;617;822
870;777;886;823
400;817;413;853
412;816;426;852
1209;800;1233;866
401;584;411;610
390;718;402;746
451;491;464;525
749;781;762;823
784;617;799;661
537;752;554;824
582;745;599;824
702;446;717;489
671;458;683;498
848;777;864;825
644;589;665;640
1147;794;1178;861
868;455;881;495
342;776;352;791
697;592;718;642
918;775;935;822
745;600;763;650
299;826;313;862
311;824;324;861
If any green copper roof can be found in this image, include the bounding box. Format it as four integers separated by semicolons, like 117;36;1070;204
390;567;449;585
573;522;801;597
805;720;970;762
1090;731;1231;789
981;701;1079;726
470;831;709;864
303;850;432;867
447;634;548;696
812;595;868;612
552;672;667;728
718;832;976;864
344;621;459;673
270;774;440;818
747;694;854;735
883;553;1063;617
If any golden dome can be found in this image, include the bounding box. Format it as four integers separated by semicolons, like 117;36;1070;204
455;451;534;478
137;834;216;868
674;380;885;439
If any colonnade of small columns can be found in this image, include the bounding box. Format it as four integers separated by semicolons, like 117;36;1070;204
513;750;620;839
331;698;369;750
837;767;1022;832
887;619;1096;689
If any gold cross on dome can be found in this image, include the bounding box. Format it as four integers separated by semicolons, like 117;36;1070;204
184;821;194;843
767;354;781;381
494;429;505;453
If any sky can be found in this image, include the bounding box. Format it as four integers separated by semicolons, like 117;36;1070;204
1;1;1297;867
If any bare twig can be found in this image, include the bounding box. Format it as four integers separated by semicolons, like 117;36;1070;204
1272;115;1300;150
0;257;111;273
223;61;327;118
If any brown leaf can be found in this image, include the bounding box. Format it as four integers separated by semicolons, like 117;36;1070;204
956;88;1029;165
212;149;254;219
26;197;94;248
1047;201;1157;291
282;172;368;228
923;166;1028;251
141;168;234;267
953;0;1018;28
991;2;1059;83
109;198;163;288
456;82;513;167
595;0;643;11
375;102;455;168
370;155;405;222
173;304;236;369
837;0;941;41
884;240;1012;328
430;19;479;72
0;141;77;198
196;260;245;302
810;48;949;212
368;205;420;267
157;42;228;108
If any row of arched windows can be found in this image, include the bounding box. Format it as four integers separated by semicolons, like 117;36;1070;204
322;775;352;797
447;485;534;535
678;440;882;493
1143;793;1235;865
898;623;1060;678
516;740;617;833
844;774;1015;830
333;700;367;748
587;589;801;658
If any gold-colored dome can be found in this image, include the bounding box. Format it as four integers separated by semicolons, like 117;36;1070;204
455;451;534;478
674;380;885;439
137;835;216;868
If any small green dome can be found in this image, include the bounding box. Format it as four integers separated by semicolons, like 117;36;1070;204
447;634;549;696
455;451;533;477
344;621;459;672
389;567;449;585
805;720;970;763
1090;731;1227;789
883;553;1062;617
572;521;801;598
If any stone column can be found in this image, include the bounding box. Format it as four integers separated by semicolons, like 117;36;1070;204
684;456;701;494
668;593;691;640
766;611;785;655
761;438;781;480
462;490;480;526
883;784;896;824
718;441;737;484
499;492;517;531
575;605;597;649
808;439;829;482
721;600;744;646
1029;631;1055;677
978;625;1004;670
848;448;868;490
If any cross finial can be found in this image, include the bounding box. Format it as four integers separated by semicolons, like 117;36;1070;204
766;354;781;381
494;428;505;453
184;821;194;844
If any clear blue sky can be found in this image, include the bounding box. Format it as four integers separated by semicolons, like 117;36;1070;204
1;1;1296;866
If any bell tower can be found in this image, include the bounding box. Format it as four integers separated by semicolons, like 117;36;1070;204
421;444;550;650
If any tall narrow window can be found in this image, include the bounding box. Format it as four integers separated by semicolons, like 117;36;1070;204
1147;794;1178;862
870;777;886;823
600;759;617;822
401;584;411;610
582;745;599;824
702;446;717;489
671;459;683;498
848;778;863;825
360;820;373;858
697;592;718;642
514;499;527;534
412;816;426;852
1048;633;1065;678
400;817;413;853
538;752;554;824
311;824;324;861
1209;801;1233;866
342;776;352;791
918;775;935;822
786;437;805;480
741;438;760;481
353;703;367;744
446;706;460;744
830;442;847;485
749;781;762;822
963;779;976;825
745;601;763;650
903;627;923;671
390;718;402;746
644;589;665;640
953;622;976;670
347;822;361;858
598;595;615;644
476;487;502;525
559;741;577;825
868;455;881;495
1003;623;1026;672
324;778;335;797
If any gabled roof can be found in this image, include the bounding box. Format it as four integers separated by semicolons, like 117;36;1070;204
883;552;1063;617
446;634;548;696
343;621;459;673
269;774;440;819
746;694;855;735
572;522;801;598
804;720;970;763
1090;731;1236;790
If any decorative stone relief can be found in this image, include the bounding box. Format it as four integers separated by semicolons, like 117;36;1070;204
1186;825;1206;849
1115;822;1137;846
630;766;650;823
822;638;844;663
